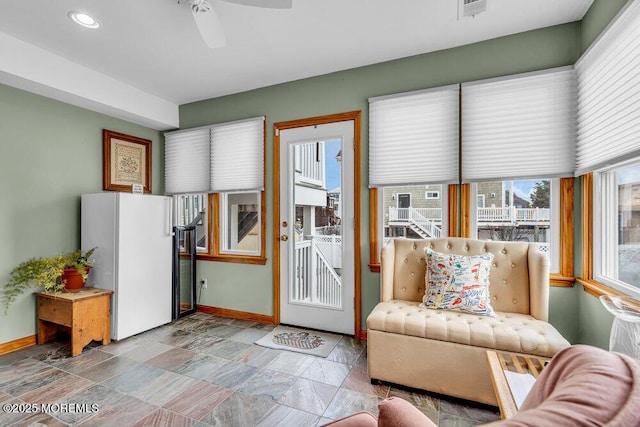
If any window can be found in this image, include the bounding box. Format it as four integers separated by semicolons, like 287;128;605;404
174;193;208;252
575;2;640;297
368;85;459;269
469;179;558;271
460;68;576;284
368;69;576;278
172;190;266;264
220;191;261;255
593;162;640;298
164;116;266;264
425;191;440;200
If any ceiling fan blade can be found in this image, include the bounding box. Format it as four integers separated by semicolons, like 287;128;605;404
221;0;292;9
191;1;226;48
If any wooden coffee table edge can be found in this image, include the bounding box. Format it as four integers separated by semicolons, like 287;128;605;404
486;350;518;419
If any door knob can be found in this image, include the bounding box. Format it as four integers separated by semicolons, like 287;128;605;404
280;235;289;241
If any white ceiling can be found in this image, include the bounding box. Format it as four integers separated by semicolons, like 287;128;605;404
0;0;593;129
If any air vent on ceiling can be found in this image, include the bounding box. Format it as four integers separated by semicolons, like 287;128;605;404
458;0;487;19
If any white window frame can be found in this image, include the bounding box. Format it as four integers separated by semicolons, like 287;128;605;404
425;191;440;200
173;193;208;252
219;190;261;256
593;159;640;299
476;194;485;208
469;179;560;272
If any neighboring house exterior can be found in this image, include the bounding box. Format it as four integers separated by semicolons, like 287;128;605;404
618;183;640;286
384;181;551;244
385;184;444;239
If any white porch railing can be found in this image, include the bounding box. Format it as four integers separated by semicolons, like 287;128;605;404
311;235;342;269
389;207;442;238
477;207;550;223
389;207;441;222
294;238;342;308
388;207;551;224
408;208;442;238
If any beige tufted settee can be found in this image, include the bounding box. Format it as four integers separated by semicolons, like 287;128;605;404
367;237;570;406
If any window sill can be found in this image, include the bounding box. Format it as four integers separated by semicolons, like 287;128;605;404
549;274;575;288
575;278;626;298
197;254;267;265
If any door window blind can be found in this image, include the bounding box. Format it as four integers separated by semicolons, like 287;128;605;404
164;127;210;194
368;85;459;187
575;0;640;175
461;67;577;182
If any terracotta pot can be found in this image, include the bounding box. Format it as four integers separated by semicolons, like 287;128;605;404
61;267;91;292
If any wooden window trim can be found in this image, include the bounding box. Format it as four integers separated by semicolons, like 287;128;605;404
460;178;574;288
368;184;458;272
195;191;267;265
554;177;575;286
369;188;380;272
448;184;459;237
460;183;471;238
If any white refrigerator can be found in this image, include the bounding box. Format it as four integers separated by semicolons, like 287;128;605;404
81;192;173;340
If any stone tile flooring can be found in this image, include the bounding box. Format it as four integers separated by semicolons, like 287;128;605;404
0;313;500;426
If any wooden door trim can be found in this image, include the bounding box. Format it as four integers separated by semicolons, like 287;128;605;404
273;111;362;338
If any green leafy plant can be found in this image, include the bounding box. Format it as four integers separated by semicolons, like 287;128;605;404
1;248;96;314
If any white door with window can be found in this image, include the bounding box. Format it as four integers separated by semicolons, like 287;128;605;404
279;120;355;335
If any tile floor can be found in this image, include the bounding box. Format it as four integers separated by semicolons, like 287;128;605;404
0;313;500;426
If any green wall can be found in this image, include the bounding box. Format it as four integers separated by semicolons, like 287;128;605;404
0;84;163;344
580;0;629;53
181;22;582;337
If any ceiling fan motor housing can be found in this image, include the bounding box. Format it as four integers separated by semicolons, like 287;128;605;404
190;0;212;14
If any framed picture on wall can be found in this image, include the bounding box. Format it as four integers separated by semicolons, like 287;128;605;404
102;129;151;193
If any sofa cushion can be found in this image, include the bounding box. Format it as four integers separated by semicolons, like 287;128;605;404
423;249;496;317
367;300;569;357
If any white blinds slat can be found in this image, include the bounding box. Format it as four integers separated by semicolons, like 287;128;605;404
462;67;577;182
368;85;459;187
210;117;264;192
576;0;640;174
164;128;210;194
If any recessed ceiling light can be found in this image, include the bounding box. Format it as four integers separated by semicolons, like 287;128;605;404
68;11;101;29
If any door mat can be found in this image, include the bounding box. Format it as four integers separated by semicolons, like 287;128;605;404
255;326;341;357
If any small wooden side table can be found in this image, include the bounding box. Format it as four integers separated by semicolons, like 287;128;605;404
36;287;113;356
486;350;549;419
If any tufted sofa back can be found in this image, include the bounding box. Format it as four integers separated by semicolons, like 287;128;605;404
380;237;550;321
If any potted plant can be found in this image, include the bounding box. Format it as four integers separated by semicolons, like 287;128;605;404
1;248;96;314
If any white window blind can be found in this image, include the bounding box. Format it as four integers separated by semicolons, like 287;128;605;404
575;0;640;175
210;117;265;192
461;67;577;182
368;85;459;187
164;128;210;194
